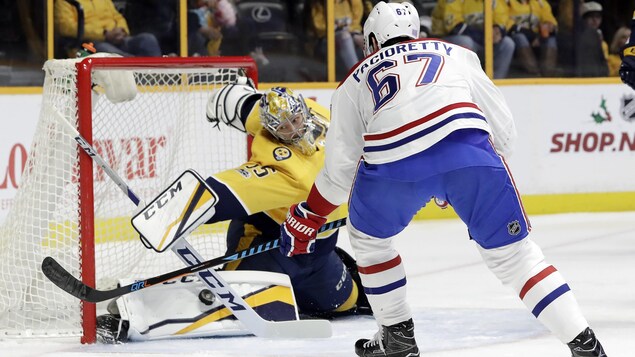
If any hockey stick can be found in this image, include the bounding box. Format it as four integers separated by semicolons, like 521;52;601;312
49;104;142;206
41;217;345;303
43;105;338;338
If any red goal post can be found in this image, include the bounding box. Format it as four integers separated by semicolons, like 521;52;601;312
0;56;258;343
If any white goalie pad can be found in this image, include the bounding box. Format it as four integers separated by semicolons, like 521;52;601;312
114;271;300;341
131;170;218;252
89;52;138;103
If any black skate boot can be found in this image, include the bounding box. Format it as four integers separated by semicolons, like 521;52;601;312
355;318;420;357
567;327;607;357
96;314;129;344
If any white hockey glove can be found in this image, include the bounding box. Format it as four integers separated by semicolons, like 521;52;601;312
206;78;258;132
89;53;137;104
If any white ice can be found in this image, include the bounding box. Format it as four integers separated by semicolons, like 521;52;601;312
1;211;633;357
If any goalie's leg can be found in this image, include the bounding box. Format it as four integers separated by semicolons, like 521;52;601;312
223;215;365;317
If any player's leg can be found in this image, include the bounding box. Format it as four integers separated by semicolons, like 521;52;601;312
224;215;363;317
347;164;437;356
446;165;606;356
291;251;360;317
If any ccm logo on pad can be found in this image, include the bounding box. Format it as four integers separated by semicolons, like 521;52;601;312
143;181;183;220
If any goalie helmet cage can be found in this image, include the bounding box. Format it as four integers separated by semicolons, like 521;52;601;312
0;56;258;343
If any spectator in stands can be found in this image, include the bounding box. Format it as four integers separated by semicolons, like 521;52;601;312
442;0;515;79
554;0;577;77
54;0;162;57
120;0;180;56
574;1;609;77
507;0;559;77
430;0;448;38
608;26;631;76
307;0;365;79
188;0;236;56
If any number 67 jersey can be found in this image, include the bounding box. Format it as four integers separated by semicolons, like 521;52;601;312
316;38;518;206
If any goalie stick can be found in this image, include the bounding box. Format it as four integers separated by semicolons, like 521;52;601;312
50;104;142;206
41;217;346;303
43;104;339;338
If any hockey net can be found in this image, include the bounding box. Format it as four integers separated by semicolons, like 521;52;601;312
0;56;257;342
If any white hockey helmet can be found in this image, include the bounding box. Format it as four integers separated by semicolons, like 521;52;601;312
259;87;326;155
363;1;420;56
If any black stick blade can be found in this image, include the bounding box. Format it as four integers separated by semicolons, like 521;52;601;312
41;256;98;302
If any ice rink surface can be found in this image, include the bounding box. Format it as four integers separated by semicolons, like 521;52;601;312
1;211;633;357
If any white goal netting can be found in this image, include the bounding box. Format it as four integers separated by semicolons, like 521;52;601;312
0;56;255;341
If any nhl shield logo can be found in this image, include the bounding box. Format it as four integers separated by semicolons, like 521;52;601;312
507;220;521;236
620;94;635;122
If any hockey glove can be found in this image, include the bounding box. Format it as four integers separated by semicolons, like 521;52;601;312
280;202;327;257
620;44;635;90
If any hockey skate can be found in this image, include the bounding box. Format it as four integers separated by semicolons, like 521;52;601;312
567;327;607;357
96;314;129;344
355;318;420;357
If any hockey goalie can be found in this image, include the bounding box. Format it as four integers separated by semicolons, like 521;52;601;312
96;78;370;343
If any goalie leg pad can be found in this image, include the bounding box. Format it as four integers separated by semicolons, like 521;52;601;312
225;219;358;316
113;270;299;341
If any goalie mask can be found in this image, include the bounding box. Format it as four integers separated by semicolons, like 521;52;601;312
363;1;420;56
259;87;327;155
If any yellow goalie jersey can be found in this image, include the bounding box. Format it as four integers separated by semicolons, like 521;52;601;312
204;95;346;242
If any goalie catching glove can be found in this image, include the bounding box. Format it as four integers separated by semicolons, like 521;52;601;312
279;202;327;257
206;77;258;132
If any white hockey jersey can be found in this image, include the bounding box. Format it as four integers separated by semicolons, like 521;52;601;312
314;39;517;207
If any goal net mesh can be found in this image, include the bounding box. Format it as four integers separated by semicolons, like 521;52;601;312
0;56;254;339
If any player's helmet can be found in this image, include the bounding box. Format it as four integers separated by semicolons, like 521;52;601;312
259;87;326;155
363;1;420;56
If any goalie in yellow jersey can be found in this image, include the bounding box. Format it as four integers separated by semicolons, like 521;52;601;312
96;80;369;343
205;82;368;317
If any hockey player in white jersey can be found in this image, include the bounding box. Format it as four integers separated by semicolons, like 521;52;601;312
280;2;607;357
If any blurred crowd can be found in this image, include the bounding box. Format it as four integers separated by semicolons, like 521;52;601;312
0;0;633;84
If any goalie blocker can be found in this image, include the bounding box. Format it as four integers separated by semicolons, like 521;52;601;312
98;270;301;342
132;170;218;252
